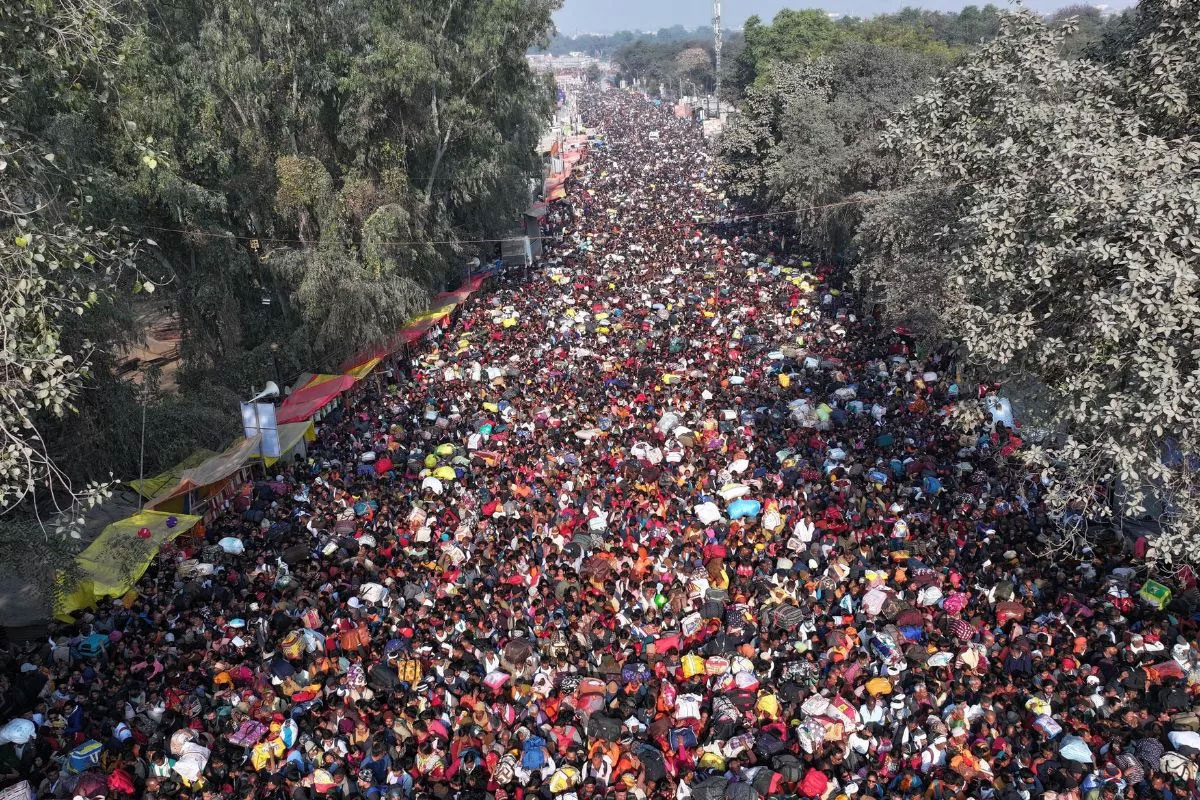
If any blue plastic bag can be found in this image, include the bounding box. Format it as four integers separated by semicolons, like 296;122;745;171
728;499;762;520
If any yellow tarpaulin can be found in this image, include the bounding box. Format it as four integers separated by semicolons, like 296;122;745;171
57;510;201;619
264;421;316;467
345;357;381;381
128;449;218;499
301;373;345;389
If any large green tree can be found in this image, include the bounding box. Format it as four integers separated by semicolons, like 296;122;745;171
1;0;148;522
719;42;943;259
855;6;1200;564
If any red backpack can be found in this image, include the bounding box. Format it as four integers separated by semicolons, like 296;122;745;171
108;768;136;795
800;768;828;799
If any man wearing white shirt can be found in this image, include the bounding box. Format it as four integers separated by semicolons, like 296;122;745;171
920;735;948;773
858;695;885;726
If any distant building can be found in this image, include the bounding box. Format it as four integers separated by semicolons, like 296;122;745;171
526;53;612;80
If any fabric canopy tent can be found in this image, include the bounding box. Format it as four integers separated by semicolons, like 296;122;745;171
148;436;262;509
339;274;487;376
264;421;315;467
544;170;570;197
398;308;453;344
128;449;218;499
57;510;202;619
345;357;381;381
277;374;356;424
432;274;484;308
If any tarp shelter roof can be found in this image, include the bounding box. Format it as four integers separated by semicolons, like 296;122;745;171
544;170;570;196
264;421;315;467
277;374;356;424
339;274;486;376
148;435;262;508
0;490;144;629
128;449;219;499
345;358;381;381
58;510;202;619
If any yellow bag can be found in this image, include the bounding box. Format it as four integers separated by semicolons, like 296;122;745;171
281;631;304;660
549;767;580;794
698;751;726;771
756;692;781;720
681;654;706;679
397;659;423;685
250;742;273;771
866;677;892;696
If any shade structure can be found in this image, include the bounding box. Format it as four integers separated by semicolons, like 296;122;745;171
277;374;356;424
58;510;202;618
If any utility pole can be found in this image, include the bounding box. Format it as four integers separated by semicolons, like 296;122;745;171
713;0;722;116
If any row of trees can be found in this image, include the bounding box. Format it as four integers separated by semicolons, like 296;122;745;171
606;5;1132;103
539;25;714;57
719;0;1200;564
2;0;558;549
610;38;738;96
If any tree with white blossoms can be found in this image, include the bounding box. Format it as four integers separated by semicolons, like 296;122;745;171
855;4;1200;565
1;0;144;537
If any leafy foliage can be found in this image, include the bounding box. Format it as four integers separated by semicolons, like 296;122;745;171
613;39;710;92
729;6;997;93
718;1;1200;563
1;0;146;522
855;8;1200;564
719;42;943;259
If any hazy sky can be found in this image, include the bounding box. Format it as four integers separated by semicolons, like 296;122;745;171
552;0;1134;35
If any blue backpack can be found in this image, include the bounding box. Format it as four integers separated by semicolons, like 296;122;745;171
69;740;103;773
79;633;108;659
522;736;547;771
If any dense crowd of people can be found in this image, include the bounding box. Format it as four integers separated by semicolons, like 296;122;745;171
2;89;1199;800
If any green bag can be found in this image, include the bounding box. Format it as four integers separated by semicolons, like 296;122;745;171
1139;579;1172;610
